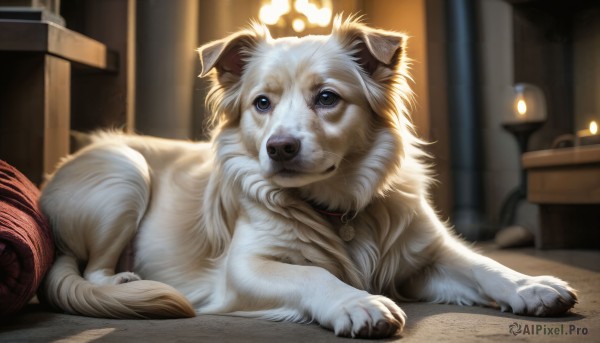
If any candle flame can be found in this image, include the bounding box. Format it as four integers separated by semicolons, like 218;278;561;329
516;98;527;116
292;18;306;32
590;120;598;135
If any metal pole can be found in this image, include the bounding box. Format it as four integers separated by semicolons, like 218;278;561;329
136;0;199;139
445;0;486;240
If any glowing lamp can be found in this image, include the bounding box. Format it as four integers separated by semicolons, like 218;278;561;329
503;83;547;153
498;84;547;228
259;0;332;33
509;83;547;124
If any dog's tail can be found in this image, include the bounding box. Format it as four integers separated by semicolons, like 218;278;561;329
42;255;196;318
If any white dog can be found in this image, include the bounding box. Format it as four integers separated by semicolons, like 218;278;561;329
40;17;577;338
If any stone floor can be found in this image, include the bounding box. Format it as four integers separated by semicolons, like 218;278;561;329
1;244;598;342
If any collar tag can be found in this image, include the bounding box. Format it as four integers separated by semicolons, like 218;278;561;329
339;223;355;242
310;204;357;242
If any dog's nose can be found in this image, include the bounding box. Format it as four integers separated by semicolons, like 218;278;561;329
266;135;301;161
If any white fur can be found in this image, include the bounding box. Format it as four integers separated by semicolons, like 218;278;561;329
40;17;577;338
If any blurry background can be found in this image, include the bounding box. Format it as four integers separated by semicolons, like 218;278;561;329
1;0;599;244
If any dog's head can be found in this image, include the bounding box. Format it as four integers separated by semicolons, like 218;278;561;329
199;16;421;211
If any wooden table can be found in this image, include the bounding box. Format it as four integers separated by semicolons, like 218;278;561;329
0;20;117;185
523;145;600;249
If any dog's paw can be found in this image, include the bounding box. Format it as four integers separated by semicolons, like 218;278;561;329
112;271;141;284
503;276;577;316
86;270;141;285
329;294;405;339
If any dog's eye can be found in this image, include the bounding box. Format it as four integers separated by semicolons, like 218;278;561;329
254;96;271;112
316;91;339;107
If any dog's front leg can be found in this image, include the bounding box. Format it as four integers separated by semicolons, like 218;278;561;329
225;216;405;338
444;241;578;316
401;212;578;316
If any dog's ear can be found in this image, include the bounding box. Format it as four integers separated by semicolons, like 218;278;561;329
356;30;405;75
197;25;269;83
332;17;407;77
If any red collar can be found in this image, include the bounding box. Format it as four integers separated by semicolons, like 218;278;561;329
309;202;356;224
312;207;346;219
